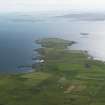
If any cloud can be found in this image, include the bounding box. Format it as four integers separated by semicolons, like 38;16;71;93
0;0;105;12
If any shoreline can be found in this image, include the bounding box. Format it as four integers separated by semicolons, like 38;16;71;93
0;38;105;105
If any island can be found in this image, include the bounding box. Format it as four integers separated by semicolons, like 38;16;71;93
80;33;89;36
0;38;105;105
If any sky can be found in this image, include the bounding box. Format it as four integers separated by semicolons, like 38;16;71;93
0;0;105;12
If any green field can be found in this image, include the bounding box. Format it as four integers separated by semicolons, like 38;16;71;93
0;38;105;105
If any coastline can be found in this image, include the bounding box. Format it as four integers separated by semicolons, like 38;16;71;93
0;38;105;105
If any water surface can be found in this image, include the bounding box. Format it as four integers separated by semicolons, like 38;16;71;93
0;13;105;73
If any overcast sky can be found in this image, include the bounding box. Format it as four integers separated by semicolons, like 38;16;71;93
0;0;105;12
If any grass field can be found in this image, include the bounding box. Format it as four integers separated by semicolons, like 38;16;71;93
0;38;105;105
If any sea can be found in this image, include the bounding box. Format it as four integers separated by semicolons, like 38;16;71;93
0;12;105;73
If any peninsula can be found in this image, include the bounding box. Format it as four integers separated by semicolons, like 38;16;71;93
0;38;105;105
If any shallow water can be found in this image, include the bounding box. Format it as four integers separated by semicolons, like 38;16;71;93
0;13;105;73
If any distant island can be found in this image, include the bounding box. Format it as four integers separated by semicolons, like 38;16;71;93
0;38;105;105
80;32;89;35
56;12;105;21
